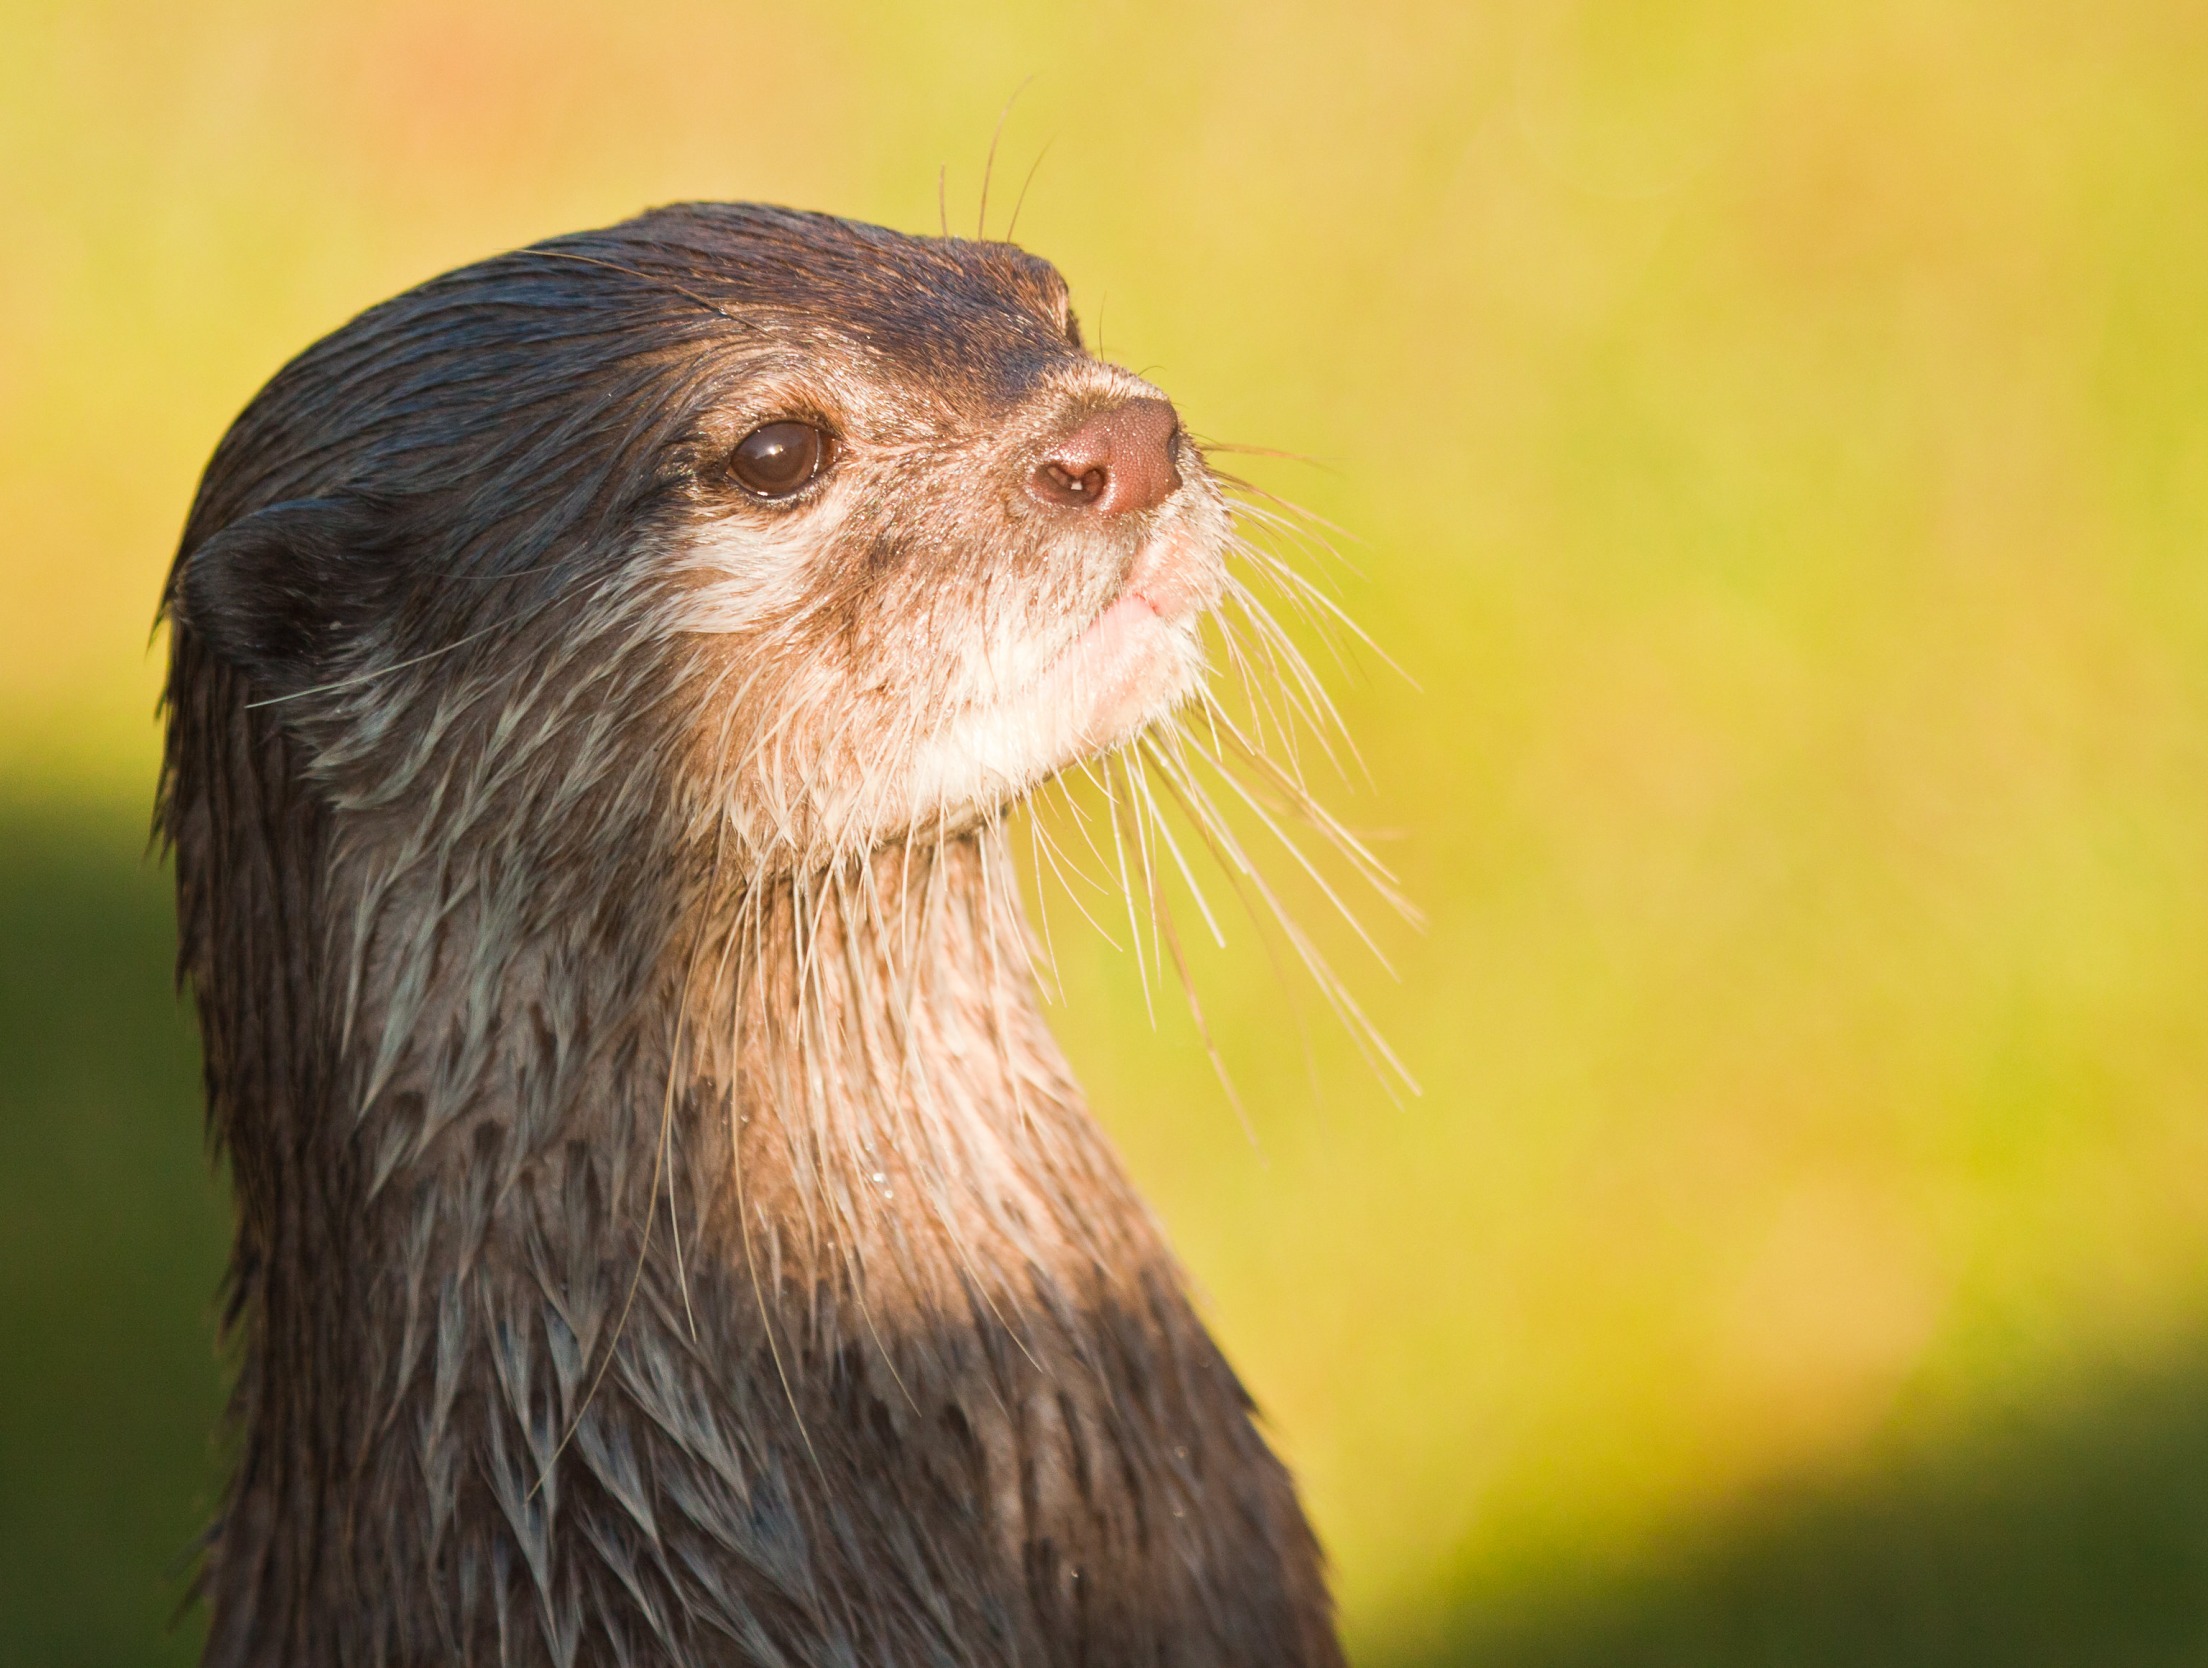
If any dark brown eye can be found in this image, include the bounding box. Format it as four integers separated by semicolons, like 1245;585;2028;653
729;421;829;499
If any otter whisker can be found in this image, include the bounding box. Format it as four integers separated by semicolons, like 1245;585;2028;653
1049;762;1121;885
1219;495;1357;576
976;78;1034;241
1219;571;1363;777
1144;833;1261;1155
1003;138;1056;247
1127;745;1228;951
1208;751;1415;934
243;620;504;710
1188;691;1412;915
1189;437;1330;467
1209;593;1290;765
1219;611;1315;780
781;874;821;1263
1141;730;1416;1096
1024;780;1126;953
1212;559;1346;738
795;867;850;1263
1024;807;1066;1001
1134;744;1328;1099
1226;538;1362;667
1230;522;1416;688
982;806;1056;1005
1213;472;1367;568
1221;534;1364;692
1120;749;1168;984
896;824;920;994
1089;754;1155;1026
1169;712;1402;973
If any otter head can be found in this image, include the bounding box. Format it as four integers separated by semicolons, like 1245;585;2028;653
171;203;1228;878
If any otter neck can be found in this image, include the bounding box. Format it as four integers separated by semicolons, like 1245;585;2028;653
689;831;1157;1315
203;820;1339;1668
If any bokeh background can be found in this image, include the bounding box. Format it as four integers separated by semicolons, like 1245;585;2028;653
10;1;2208;1662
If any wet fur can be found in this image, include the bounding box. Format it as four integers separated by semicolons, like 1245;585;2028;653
161;204;1342;1666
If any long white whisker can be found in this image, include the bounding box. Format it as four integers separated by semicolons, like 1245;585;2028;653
1142;731;1417;1096
1088;755;1155;1025
1168;716;1400;975
1190;697;1416;922
1221;572;1365;780
1231;526;1417;688
1128;742;1227;950
1120;749;1166;983
1139;803;1261;1156
1028;781;1126;951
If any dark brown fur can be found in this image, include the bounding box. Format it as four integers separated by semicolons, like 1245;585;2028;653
159;204;1341;1667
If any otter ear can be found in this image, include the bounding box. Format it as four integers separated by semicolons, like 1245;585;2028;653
178;495;401;699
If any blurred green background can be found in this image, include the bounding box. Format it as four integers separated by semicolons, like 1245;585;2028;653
10;1;2208;1662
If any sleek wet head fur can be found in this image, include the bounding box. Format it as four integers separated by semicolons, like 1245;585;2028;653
160;203;1353;1668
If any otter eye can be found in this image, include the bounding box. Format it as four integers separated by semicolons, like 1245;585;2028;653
729;421;828;499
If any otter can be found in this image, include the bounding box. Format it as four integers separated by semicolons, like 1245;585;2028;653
160;203;1348;1667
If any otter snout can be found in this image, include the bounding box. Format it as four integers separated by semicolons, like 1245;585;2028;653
1027;396;1183;517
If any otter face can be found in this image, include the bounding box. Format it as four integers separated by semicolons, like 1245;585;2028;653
175;203;1230;872
666;236;1230;861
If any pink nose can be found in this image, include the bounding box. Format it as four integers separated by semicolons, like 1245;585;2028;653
1028;397;1183;517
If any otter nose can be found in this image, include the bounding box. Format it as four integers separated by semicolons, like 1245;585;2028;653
1028;397;1183;517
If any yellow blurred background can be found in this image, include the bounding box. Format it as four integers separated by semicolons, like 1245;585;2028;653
9;1;2208;1662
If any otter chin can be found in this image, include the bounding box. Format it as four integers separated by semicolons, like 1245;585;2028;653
1069;527;1224;734
910;525;1222;823
159;203;1342;1668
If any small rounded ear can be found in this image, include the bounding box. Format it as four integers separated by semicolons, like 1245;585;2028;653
177;495;403;699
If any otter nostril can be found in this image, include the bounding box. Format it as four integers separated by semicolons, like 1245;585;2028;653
1028;396;1182;517
1033;460;1109;506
